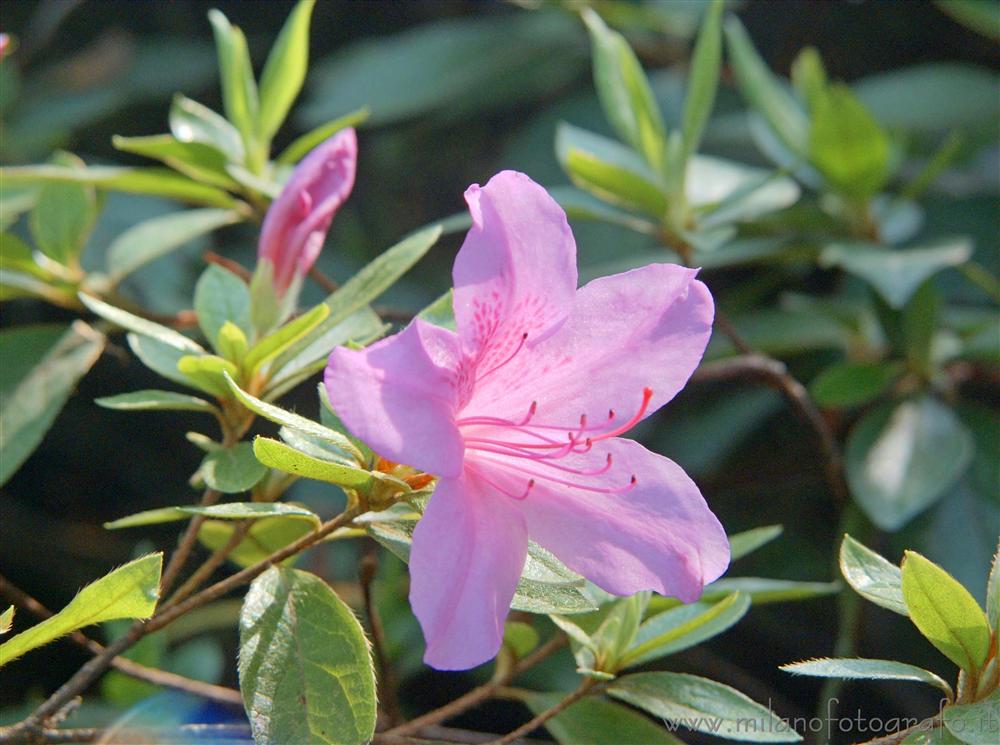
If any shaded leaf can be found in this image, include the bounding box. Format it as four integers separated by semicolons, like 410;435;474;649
522;692;683;745
201;442;268;493
810;361;904;408
96;390;218;415
839;534;908;616
781;658;953;697
257;0;315;141
942;688;1000;745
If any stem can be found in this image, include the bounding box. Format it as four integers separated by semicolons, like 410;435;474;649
360;547;401;726
486;679;596;745
384;634;568;737
157;488;222;599
854;715;942;745
160;520;253;611
308;266;339;293
958;261;1000;304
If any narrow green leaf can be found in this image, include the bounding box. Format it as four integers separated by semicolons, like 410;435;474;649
244;303;329;376
127;333;201;390
0;554;162;667
622;592;751;668
549;186;659;235
821;239;972;309
724;16;809;155
936;1;1000;41
903;725;967;745
218;321;250;364
170;94;245;163
503;621;539;659
0;164;238;208
791;47;827;111
239;567;377;745
846;397;974;531
0;322;105;486
581;8;666;169
699;578;840;606
839;534;908;616
177;354;240;399
522;692;684;745
0;606;14;635
193;264;253;349
276;108;370;165
781;658;953;697
258;0;315;141
96;390;218;415
681;0;724;156
416;290;456;330
108;208;241;283
208;9;259;156
112;134;239;190
80;294;205;353
199;517;315;568
556;123;668;217
729;525;783;562
252;436;379;491
942;688;1000;745
200;442;268;493
593;593;649;668
29;152;99;265
608;672;802;742
105;502;318;530
901;550;991;673
810;361;904;409
549;614;599;652
987;541;999;630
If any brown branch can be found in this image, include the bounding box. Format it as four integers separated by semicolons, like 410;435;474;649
692;354;848;507
160;520;253;611
385;634;568;737
486;680;596;745
360;547;401;726
0;574;241;707
203;250;252;282
309;266;340;293
157;489;222;599
0;724;252;744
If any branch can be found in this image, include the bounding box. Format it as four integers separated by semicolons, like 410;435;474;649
160;519;253;611
486;680;596;745
692;354;848;507
361;547;401;726
157;488;222;598
385;634;568;737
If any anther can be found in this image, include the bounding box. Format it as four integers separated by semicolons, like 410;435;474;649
477;332;528;382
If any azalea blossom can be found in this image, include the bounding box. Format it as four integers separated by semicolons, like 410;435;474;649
257;127;357;296
325;170;729;670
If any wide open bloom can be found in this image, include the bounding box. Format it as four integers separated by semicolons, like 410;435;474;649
257;127;357;296
325;171;729;670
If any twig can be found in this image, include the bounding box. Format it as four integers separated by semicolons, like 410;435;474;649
160;520;253;611
486;680;596;745
157;489;222;599
309;266;339;293
0;723;252;744
7;508;360;741
360;547;401;726
385;634;568;737
854;715;942;745
203;250;252;282
0;573;242;707
692;354;848;507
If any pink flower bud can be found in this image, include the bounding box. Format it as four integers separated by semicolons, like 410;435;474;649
258;128;357;296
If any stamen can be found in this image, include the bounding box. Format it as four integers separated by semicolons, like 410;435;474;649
476;332;528;383
465;463;533;501
589;388;653;443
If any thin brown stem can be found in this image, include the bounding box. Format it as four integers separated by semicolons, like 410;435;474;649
486;680;595;745
692;354;848;507
360;547;401;726
0;573;241;707
203;250;252;282
385;634;568;737
309;266;340;293
0;724;252;744
161;520;253;611
157;489;222;599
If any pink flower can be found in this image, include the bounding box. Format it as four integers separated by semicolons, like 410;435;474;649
325;171;729;670
257;128;357;296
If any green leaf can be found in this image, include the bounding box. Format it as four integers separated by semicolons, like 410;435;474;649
549;186;659;236
724;16;809;156
208;9;259;158
0;322;105;486
244;303;329;376
0;606;14;635
839;534;907;616
96;390;218;415
901;550;991;673
729;525;783;562
252;436;381;492
809;84;891;199
177;354;240;399
127;333;200;390
700;578;840;605
987;542;999;630
593;592;649;669
224;373;364;462
200;442;268;493
622;592;751;668
821;239;972;309
0;554;161;667
112;134;239;190
80;293;204;353
522;692;683;745
257;0;315;141
581;8;666;169
936;1;1000;40
199;516;315;568
218;321;250;364
0;164;238;208
276;108;369;166
608;672;802;742
108;208;241;283
105;502;319;530
556;123;667;217
781;658;953;697
503;621;540;659
681;0;724;157
942;688;1000;745
846;397;974;531
416;290;456;331
169;94;245;163
688;156;801;227
903;725;967;745
239;567;377;745
810;361;904;408
193;264;253;349
29;152;98;265
791;47;827;111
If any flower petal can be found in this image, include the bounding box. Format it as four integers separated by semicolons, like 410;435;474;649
466;263;713;428
259;128;357;293
477;437;729;602
410;474;528;670
453;171;577;379
324;318;465;477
